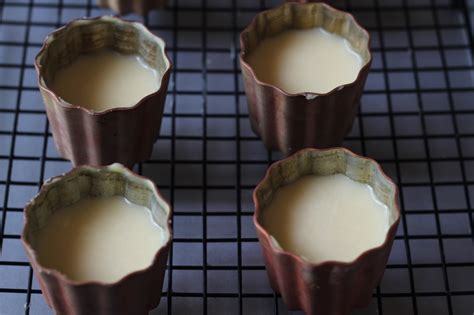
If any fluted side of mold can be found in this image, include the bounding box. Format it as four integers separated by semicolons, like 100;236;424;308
41;83;170;167
30;250;170;315
240;3;372;155
253;148;400;315
35;16;171;167
97;0;168;15
22;164;172;315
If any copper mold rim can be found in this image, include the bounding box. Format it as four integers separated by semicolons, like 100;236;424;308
97;0;168;16
253;148;401;315
35;16;172;167
21;164;172;314
239;3;372;155
239;2;372;98
35;15;172;116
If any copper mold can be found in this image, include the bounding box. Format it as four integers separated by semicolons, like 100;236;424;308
97;0;167;15
22;164;172;315
35;16;172;167
240;3;372;155
253;148;400;315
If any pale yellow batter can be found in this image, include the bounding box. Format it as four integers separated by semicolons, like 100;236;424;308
246;28;363;94
262;174;390;263
36;196;165;283
52;50;160;111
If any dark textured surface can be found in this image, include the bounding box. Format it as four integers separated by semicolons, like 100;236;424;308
253;148;400;315
240;3;372;155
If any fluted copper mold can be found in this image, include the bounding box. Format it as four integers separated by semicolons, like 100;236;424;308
35;16;172;167
97;0;167;15
253;148;400;315
22;164;172;315
240;3;372;155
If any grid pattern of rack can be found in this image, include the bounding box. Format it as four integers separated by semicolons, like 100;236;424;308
0;0;474;314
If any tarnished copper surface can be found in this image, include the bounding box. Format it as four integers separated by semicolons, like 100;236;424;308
240;3;372;155
35;16;172;167
253;148;400;315
22;164;172;315
97;0;167;15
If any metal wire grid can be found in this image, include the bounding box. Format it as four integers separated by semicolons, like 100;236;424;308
0;0;473;314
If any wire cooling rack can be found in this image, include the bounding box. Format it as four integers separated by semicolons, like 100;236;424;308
0;0;474;314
